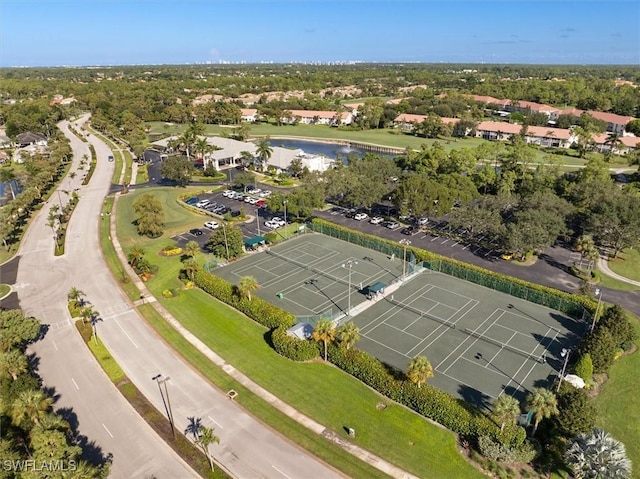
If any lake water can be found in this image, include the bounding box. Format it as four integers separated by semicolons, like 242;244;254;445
267;138;394;161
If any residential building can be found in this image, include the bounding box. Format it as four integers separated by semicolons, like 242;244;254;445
240;108;258;122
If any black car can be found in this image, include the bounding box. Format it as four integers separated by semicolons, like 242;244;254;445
189;228;203;236
401;226;417;235
345;211;356;219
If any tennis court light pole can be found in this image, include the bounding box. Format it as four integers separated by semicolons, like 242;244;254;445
399;239;411;280
283;199;288;238
557;348;571;392
591;288;603;332
342;259;357;318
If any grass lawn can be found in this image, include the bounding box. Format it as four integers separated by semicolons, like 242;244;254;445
0;284;11;298
593;318;640;474
607;248;640;283
115;187;486;479
596;266;640;292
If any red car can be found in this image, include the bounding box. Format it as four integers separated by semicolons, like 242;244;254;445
256;200;266;207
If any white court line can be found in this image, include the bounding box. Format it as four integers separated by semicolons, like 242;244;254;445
114;317;139;349
272;465;294;479
208;415;224;429
71;378;80;390
102;424;114;438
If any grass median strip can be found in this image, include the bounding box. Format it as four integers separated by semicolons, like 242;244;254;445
75;320;228;479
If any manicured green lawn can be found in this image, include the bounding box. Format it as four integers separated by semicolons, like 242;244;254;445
593;319;640;473
0;284;11;298
596;269;640;292
115;187;485;478
607;248;640;283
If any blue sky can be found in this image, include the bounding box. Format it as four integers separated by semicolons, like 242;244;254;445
1;0;639;67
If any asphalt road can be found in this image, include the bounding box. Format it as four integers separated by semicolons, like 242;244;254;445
12;117;198;478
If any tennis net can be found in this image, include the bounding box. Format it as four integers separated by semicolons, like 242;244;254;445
386;297;455;329
463;328;545;363
266;249;355;289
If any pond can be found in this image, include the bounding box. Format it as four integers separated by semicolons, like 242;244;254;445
266;138;396;162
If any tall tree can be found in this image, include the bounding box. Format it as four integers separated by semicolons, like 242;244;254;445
184;240;200;259
67;286;86;308
406;355;434;389
0;310;41;352
0;349;28;380
255;138;273;171
565;428;632;479
160;156;195;186
492;394;521;432
312;319;336;361
526;387;558;436
337;322;360;350
10;389;53;428
206;224;243;260
196;426;220;472
133;193;165;238
237;276;259;302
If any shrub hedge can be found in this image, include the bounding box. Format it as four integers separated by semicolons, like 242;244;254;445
194;270;295;330
271;326;319;361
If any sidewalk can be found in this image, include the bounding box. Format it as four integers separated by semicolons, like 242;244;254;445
109;193;418;479
597;256;640;287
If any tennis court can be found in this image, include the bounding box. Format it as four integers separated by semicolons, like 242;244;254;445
353;269;583;406
214;234;406;318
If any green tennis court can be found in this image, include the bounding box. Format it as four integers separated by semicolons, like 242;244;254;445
215;233;583;406
352;269;583;406
214;234;406;319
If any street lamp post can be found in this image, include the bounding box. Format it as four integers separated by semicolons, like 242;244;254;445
591;288;603;332
222;222;230;261
283;200;288;238
399;239;411;280
152;374;175;437
556;348;571;392
256;208;260;236
342;259;357;318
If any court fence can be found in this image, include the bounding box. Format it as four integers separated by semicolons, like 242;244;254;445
309;218;593;322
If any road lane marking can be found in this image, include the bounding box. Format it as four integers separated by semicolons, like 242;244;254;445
71;378;80;390
208;415;224;429
272;465;294;479
114;318;139;349
52;340;58;351
102;424;114;438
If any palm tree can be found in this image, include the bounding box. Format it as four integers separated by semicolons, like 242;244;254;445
183;258;199;282
10;389;53;428
184;240;200;259
127;247;145;269
239;150;254;169
237;276;259;301
584;247;600;271
0;349;28;380
194;137;214;162
255;138;273;171
603;132;623;159
526;387;558;436
196;425;220;472
79;305;98;325
565;428;632;479
337;322;360;350
574;234;595;256
406;355;434;388
492;394;521;432
312;319;337;361
67;286;86;307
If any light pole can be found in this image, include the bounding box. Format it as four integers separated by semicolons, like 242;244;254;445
222;222;230;261
342;259;357;318
591;288;603;332
399;239;411;280
283;199;288;238
152;374;175;437
256;208;261;236
557;348;571;392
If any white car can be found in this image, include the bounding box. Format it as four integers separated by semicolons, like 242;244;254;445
354;213;368;221
370;216;384;225
260;190;272;197
271;217;286;226
196;199;210;208
204;221;219;230
222;190;233;197
418;217;429;226
265;221;280;229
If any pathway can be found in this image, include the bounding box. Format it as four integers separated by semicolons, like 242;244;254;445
597;256;640;287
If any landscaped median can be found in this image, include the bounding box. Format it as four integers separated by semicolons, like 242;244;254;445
74;319;229;479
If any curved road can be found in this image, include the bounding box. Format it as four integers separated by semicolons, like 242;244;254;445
10;116;341;478
11;117;198;478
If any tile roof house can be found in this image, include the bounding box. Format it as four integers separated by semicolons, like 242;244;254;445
393;114;460;131
591;133;640;155
281;110;353;126
240;108;258;122
475;121;525;141
16;132;48;148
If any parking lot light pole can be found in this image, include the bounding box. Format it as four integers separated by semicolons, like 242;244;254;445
342;260;357;318
591;288;603;332
222;222;230;261
283;200;288;238
399;239;411;280
256;208;260;236
557;348;571;392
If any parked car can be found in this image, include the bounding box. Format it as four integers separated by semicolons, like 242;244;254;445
417;217;429;226
256;200;266;207
271;217;286;226
370;216;384;225
222;190;234;197
196;199;210;208
401;226;417;235
108;155;114;162
185;197;199;205
204;202;218;210
204;221;219;230
354;213;368;221
265;220;280;229
385;221;399;229
189;228;203;236
259;190;272;197
345;211;356;219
